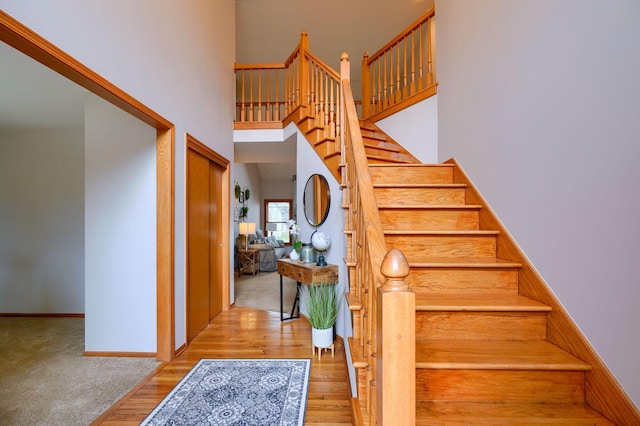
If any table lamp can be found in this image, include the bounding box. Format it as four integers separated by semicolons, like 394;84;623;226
265;222;278;236
239;222;256;250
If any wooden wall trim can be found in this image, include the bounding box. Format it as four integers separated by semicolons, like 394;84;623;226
0;10;172;130
446;157;640;425
1;10;176;363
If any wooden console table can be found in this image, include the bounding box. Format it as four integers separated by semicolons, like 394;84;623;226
277;259;338;321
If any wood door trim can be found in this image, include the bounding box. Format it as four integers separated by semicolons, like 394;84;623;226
186;134;231;311
1;10;175;362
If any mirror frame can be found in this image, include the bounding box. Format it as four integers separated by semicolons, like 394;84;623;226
303;174;331;227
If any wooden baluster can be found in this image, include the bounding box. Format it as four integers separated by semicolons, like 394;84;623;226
427;16;434;86
240;69;246;122
361;53;370;119
329;77;335;141
375;54;380;112
395;43;401;103
403;37;408;98
379;52;390;109
266;69;272;121
410;29;416;96
257;69;263;122
275;69;280;121
376;248;415;425
249;68;254;122
388;49;394;107
419;22;424;91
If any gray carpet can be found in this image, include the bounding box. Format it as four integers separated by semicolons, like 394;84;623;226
235;271;298;315
0;317;161;425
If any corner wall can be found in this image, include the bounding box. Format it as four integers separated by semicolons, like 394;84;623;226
436;0;640;405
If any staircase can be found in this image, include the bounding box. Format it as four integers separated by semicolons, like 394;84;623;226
360;162;614;424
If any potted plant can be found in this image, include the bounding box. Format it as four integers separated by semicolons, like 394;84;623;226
303;283;339;349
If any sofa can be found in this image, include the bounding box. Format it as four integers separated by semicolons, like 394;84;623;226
236;229;289;272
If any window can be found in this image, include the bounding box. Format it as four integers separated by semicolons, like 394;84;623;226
264;199;292;244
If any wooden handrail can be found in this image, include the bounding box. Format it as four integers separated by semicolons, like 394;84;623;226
341;53;415;425
362;7;437;120
364;8;435;66
305;50;340;80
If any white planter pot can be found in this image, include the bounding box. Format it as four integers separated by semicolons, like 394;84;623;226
289;250;299;261
312;327;333;348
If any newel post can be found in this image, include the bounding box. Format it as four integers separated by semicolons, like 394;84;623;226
361;53;371;119
376;249;415;425
299;31;309;108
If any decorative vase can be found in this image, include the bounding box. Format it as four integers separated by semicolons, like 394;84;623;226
311;327;333;348
289;250;299;261
299;243;316;263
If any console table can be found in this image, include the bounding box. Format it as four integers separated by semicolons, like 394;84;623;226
277;259;338;321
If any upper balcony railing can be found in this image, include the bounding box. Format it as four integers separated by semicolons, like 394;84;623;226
361;7;437;121
235;32;341;139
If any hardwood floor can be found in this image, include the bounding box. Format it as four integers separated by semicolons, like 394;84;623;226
93;306;353;425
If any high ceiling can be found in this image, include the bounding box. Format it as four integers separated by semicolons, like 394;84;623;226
1;0;433;180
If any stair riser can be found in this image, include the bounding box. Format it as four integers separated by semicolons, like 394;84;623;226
374;187;466;205
385;235;496;259
416;370;586;404
297;115;322;134
416;312;547;340
407;268;519;295
363;136;400;152
365;146;403;159
370;166;453;185
379;209;479;231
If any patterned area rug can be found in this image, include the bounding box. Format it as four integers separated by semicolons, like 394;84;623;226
141;359;311;426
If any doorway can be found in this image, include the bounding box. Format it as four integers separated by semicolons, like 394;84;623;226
186;134;230;342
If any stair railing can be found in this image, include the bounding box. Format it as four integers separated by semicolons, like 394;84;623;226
362;7;437;121
340;54;416;425
235;32;342;154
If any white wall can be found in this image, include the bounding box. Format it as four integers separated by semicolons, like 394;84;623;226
84;95;157;352
376;95;438;163
0;129;84;313
436;0;640;405
1;0;236;351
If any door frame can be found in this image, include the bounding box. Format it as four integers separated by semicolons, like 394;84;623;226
185;134;231;341
0;11;176;361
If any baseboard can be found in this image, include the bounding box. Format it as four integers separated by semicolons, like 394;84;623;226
174;342;187;358
0;313;85;317
84;351;157;358
90;361;167;425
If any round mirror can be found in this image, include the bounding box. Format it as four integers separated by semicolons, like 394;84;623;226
303;174;331;227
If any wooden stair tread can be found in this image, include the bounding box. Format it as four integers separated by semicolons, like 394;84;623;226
368;163;454;168
348;337;368;368
415;293;551;312
378;203;482;209
373;183;467;188
416;402;613;425
415;340;591;370
345;293;361;311
366;154;415;163
409;256;522;268
384;230;499;236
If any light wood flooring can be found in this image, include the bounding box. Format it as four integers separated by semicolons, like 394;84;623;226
93;306;353;425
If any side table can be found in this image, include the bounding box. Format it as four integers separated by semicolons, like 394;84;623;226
238;249;259;277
